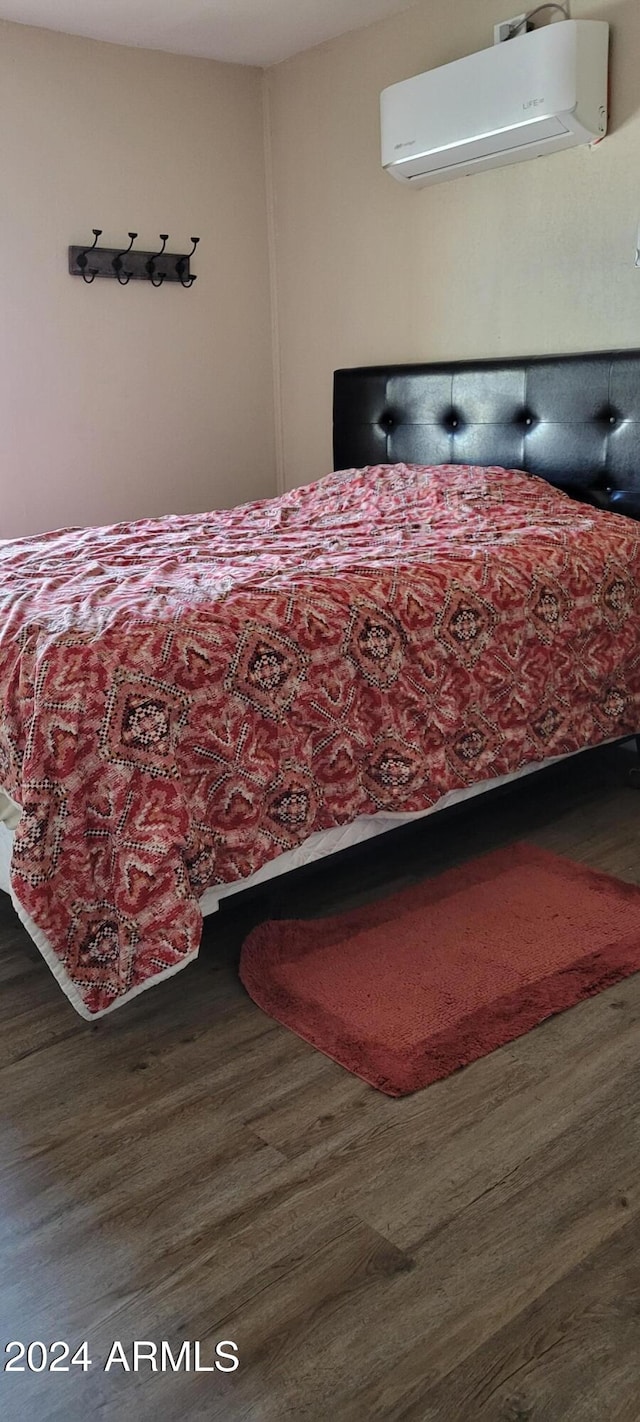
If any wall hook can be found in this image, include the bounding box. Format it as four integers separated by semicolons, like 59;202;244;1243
70;230;198;285
112;232;138;286
176;237;200;288
146;234;169;287
76;228;103;284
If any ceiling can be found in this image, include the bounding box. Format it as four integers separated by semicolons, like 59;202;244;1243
0;0;419;67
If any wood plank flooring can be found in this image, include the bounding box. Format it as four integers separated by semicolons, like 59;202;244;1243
1;744;640;1420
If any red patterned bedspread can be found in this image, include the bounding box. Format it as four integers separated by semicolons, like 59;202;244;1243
1;464;639;1016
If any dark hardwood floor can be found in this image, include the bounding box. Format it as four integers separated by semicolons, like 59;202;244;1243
1;745;640;1420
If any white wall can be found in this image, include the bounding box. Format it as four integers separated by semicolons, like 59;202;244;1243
0;21;276;538
265;0;640;490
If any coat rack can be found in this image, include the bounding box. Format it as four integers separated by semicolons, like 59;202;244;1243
69;231;200;287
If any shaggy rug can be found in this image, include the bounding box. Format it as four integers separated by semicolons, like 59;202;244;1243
239;843;640;1096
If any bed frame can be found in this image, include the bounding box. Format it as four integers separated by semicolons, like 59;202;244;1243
7;350;640;1011
333;348;640;519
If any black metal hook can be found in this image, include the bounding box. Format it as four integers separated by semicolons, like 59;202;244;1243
176;236;200;288
76;228;102;284
146;234;169;288
112;232;138;286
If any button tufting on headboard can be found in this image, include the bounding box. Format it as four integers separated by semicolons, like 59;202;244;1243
333;350;640;517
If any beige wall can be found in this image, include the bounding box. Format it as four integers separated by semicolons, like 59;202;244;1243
3;3;639;535
0;21;275;538
266;0;640;491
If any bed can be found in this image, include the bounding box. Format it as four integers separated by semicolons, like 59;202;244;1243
2;347;640;1019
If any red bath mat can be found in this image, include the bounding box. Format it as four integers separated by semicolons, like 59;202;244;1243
239;843;640;1096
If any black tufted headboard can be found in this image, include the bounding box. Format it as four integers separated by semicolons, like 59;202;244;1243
333;350;640;518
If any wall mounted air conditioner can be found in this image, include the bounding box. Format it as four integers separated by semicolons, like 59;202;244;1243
381;20;608;187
